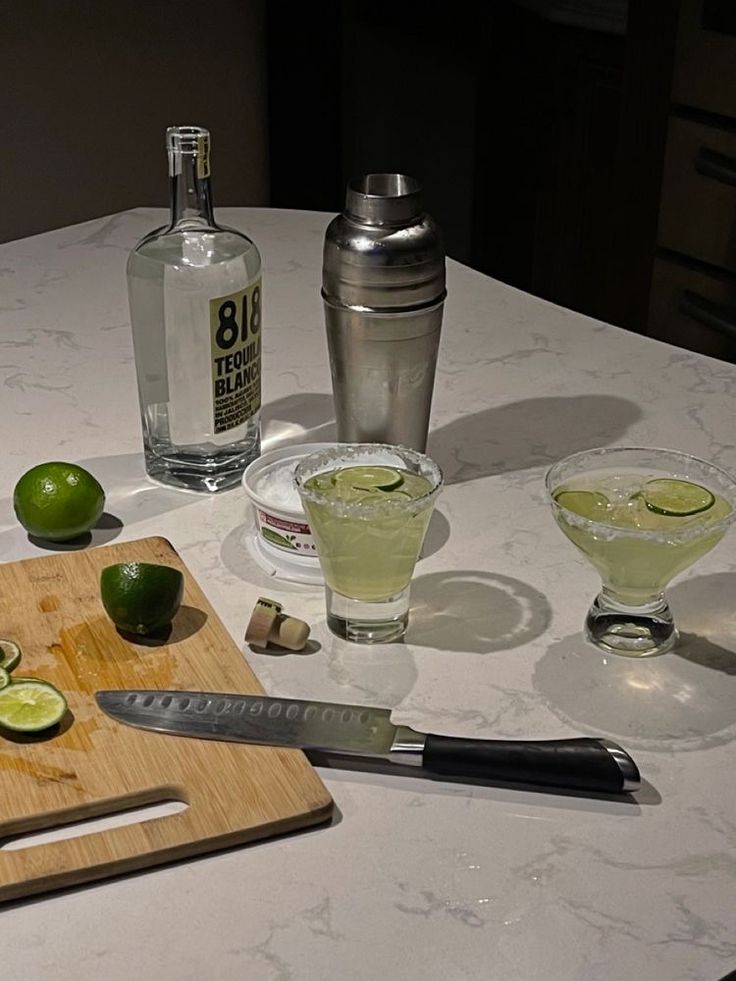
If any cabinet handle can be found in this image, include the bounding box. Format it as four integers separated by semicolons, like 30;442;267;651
679;290;736;339
694;147;736;188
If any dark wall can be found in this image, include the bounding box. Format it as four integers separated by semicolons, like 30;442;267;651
267;1;679;335
1;0;269;244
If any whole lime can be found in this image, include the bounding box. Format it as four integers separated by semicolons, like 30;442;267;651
14;462;105;542
100;562;184;635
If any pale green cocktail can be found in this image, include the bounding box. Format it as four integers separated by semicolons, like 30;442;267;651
547;447;736;656
296;444;442;643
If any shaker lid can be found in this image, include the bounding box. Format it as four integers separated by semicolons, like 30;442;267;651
324;173;446;311
345;174;423;225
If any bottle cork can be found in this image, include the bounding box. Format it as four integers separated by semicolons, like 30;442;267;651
245;597;311;651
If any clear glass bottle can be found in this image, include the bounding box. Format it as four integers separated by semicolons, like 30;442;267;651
127;125;262;492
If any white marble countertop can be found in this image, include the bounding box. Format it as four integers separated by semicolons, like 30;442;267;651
2;208;736;981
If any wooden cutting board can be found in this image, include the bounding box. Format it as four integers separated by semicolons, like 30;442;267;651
0;536;333;901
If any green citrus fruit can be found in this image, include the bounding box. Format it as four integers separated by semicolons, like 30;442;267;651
642;478;715;517
100;562;184;635
0;679;67;732
13;462;105;541
0;639;22;673
554;489;610;520
334;466;404;492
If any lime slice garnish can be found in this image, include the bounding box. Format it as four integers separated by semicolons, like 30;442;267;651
0;639;21;673
642;478;715;517
334;466;404;492
0;667;10;691
0;679;68;732
553;490;610;520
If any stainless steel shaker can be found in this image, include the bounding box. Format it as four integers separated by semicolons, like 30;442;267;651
322;174;446;452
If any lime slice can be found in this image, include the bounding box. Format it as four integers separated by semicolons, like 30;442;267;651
0;667;10;691
100;562;184;635
642;478;715;517
0;639;21;673
554;490;610;520
0;679;67;732
334;466;404;492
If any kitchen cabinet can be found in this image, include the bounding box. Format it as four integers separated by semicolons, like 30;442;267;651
647;0;736;360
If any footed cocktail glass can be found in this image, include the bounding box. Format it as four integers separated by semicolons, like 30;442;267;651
295;443;442;643
546;447;736;656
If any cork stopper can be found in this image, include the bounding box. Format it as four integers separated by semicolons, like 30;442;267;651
245;597;311;652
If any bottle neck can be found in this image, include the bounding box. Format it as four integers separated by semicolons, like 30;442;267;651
168;149;216;228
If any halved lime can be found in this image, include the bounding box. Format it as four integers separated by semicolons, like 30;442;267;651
0;667;10;691
334;466;404;492
0;679;67;732
643;478;715;517
554;489;610;520
100;562;184;635
0;639;22;673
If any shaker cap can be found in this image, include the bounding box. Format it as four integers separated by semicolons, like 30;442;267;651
323;173;446;312
345;174;423;225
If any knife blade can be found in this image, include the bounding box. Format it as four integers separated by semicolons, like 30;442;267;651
95;689;640;794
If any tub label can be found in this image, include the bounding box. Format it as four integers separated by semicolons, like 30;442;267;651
257;510;316;553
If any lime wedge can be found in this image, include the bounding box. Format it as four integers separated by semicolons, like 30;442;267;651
642;478;715;517
0;639;21;673
0;667;10;691
0;679;67;732
553;490;610;520
334;466;404;492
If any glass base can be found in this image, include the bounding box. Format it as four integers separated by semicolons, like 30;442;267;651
144;445;257;493
585;591;677;657
325;585;409;644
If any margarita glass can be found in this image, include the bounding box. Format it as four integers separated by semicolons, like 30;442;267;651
546;447;736;656
295;443;442;643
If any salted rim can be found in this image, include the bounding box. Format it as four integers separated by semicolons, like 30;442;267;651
545;445;736;542
294;443;443;517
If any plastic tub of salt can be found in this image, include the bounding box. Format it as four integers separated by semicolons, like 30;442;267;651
242;443;338;583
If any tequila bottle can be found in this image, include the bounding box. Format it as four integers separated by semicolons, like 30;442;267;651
127;126;262;492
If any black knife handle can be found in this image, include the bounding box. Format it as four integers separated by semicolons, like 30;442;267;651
422;735;639;793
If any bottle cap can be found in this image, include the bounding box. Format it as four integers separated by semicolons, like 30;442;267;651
245;597;311;651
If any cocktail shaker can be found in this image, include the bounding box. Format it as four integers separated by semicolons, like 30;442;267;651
322;174;446;452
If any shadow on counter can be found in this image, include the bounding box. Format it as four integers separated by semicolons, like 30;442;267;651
428;394;642;485
258;391;642;488
534;621;736;753
311;753;658;812
407;570;552;654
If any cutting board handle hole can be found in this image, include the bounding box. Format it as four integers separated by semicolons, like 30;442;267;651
0;796;188;852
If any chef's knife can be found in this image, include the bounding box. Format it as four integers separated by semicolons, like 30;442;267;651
95;689;640;794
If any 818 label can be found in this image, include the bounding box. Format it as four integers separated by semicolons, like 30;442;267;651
209;279;261;434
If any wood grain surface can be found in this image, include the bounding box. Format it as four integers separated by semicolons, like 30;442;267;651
0;536;333;901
